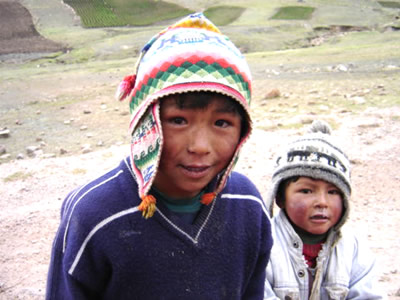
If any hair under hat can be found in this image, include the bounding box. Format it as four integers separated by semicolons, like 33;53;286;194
267;120;351;229
116;13;253;218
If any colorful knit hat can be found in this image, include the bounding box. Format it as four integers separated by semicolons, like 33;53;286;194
267;120;351;229
116;13;252;218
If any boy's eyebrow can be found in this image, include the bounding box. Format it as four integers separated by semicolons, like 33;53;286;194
215;106;238;114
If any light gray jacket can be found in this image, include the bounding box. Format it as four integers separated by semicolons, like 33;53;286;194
264;211;384;300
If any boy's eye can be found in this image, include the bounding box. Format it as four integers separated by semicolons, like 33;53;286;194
169;117;186;125
215;119;230;128
328;189;341;195
299;189;312;194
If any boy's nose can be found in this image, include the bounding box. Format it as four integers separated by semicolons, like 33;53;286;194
187;128;211;154
315;192;328;208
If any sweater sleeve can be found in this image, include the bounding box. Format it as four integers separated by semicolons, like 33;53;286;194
229;172;274;299
46;187;110;300
45;211;103;299
46;162;130;299
243;215;273;299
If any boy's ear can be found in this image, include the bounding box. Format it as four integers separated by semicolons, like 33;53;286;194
276;196;285;209
275;182;286;209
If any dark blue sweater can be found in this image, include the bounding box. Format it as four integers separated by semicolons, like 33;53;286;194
46;157;272;299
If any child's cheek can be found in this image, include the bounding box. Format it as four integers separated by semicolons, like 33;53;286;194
286;197;309;221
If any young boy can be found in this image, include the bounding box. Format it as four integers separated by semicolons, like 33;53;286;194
264;120;384;299
46;13;272;299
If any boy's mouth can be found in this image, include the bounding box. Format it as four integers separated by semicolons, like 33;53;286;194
180;165;210;178
310;214;328;220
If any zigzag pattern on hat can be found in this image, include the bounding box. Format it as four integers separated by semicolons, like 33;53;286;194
129;56;251;112
130;106;161;192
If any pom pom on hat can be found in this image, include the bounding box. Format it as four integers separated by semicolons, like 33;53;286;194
115;75;136;101
308;119;332;135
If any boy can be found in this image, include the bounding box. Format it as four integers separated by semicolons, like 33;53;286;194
46;13;272;299
264;120;384;299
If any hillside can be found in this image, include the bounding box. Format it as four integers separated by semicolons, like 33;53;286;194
0;0;400;298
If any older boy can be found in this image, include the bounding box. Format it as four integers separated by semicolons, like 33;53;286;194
264;120;384;299
46;13;272;299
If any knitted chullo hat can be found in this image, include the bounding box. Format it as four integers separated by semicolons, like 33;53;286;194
267;120;351;229
116;13;252;219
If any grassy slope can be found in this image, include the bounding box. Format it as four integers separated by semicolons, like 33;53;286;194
18;0;399;60
1;0;399;158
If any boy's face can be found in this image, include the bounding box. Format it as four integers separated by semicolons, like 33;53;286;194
284;177;343;235
153;94;242;199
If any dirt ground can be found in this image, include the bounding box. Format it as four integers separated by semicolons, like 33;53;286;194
0;1;400;299
0;0;65;56
1;111;400;299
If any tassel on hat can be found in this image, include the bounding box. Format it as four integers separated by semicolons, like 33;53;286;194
200;192;216;205
138;195;156;219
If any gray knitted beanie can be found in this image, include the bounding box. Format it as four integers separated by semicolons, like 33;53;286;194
267;120;351;229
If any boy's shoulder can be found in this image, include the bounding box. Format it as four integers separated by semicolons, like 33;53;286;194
61;157;139;221
225;171;259;192
336;224;373;253
58;158;144;251
221;171;268;216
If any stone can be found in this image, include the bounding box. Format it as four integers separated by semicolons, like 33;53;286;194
353;96;366;105
81;144;92;154
26;146;39;155
337;64;348;72
0;129;10;138
264;89;281;99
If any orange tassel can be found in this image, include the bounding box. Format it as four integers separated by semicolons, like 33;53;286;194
138;194;156;219
201;192;216;205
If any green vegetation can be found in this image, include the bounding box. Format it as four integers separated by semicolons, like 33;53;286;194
107;0;193;26
64;0;126;27
72;168;87;175
64;0;194;28
271;6;315;20
378;1;400;8
3;171;33;182
203;6;246;26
